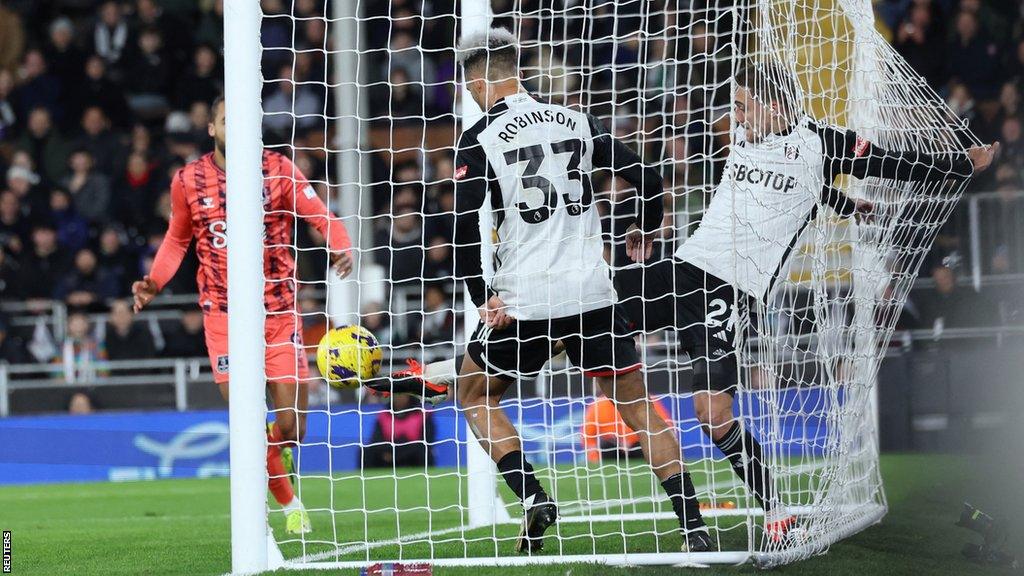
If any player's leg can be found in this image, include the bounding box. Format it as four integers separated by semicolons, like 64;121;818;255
363;353;464;405
573;306;711;551
210;368;305;531
369;341;569;405
691;351;794;541
595;370;710;551
462;321;557;554
264;317;313;534
267;378;308;443
455;356;520;463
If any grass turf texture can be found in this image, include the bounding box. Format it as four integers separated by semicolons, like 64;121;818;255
1;453;1020;576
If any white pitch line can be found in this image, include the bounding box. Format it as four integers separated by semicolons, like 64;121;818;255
293;461;830;564
295;523;504;564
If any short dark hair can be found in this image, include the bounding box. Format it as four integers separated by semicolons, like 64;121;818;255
457;28;519;81
211;95;225;114
735;62;800;117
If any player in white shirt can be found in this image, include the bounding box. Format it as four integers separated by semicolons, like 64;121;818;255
447;28;712;555
370;58;997;549
616;61;997;541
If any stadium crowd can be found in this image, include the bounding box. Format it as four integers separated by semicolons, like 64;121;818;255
0;0;1020;375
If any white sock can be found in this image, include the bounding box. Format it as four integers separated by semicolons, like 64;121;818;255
423;358;457;385
282;495;304;513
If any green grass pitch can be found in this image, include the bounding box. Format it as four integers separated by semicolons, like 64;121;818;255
1;453;1019;575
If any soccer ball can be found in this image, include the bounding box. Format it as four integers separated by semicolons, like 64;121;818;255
316;325;383;389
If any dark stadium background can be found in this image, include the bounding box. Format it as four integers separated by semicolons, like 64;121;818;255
0;1;1020;575
0;0;1020;442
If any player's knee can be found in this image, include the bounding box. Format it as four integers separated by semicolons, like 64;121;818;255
596;370;645;404
455;374;487;407
276;418;299;443
693;398;734;441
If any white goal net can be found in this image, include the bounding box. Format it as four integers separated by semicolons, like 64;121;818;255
223;0;981;571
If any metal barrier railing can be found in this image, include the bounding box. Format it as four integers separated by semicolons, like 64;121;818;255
0;357;212;417
2;327;1021;417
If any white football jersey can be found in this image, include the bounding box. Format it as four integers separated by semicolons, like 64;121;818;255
675;120;826;300
457;93;612;320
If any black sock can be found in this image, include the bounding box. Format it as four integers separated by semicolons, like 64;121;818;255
661;472;705;532
713;422;774;511
496;451;544;503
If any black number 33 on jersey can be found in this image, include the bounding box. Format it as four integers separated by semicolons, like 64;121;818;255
503;139;593;223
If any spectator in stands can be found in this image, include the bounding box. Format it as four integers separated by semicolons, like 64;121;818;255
423;236;453;281
186;101;213;145
361;393;435;468
0;1;24;75
0;190;28;255
916;264;994;331
67;391;95;415
374;187;425;286
385;30;436;91
48;189;89;253
16;107;71;185
946;82;977;127
417;284;454;345
0;313;29;365
162;309;207;357
93;1;131;75
46;17;85;122
13;49;61;123
62;149;111;226
361;301;394;347
894;2;946;89
75;106;124;177
125;27;171;119
947;10;1001;99
104;299;156;360
77;55;131;129
999;116;1024;169
959;0;1011;44
96;227;135;296
0;247;21;300
55;248;119;310
19;224;67;301
999;82;1021;119
0;69;16;140
134;0;191;69
582;394;673;463
114;151;159;227
263;64;324;139
195;0;225;48
175;44;221;109
385;67;425;122
6;162;44;219
62;312;105;379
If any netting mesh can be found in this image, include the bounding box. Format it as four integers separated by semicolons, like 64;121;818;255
250;0;979;568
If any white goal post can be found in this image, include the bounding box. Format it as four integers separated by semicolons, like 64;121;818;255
222;0;981;572
223;0;269;573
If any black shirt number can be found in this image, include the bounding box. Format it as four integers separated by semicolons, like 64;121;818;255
504;139;593;223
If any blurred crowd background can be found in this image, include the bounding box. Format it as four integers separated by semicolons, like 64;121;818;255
0;0;1020;418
